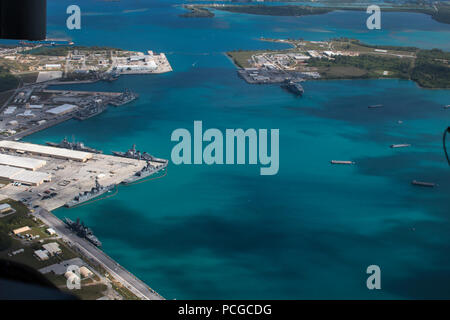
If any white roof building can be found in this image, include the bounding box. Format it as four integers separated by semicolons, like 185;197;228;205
42;242;62;255
11;170;51;186
34;250;49;261
0;203;12;213
45;64;62;69
3;106;16;115
0;154;46;171
17;110;35;118
80;266;94;278
0;165;51;186
13;226;31;235
0;141;92;162
46;104;78;116
64;271;80;282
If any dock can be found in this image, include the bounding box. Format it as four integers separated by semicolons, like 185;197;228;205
43;90;123;97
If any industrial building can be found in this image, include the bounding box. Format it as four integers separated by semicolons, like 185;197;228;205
80;266;94;278
64;271;80;282
0;165;51;186
0;141;93;162
46;104;78;116
116;60;157;72
0;153;46;171
10;170;51;186
13;226;31;235
0;203;12;214
46;228;56;235
3;106;16;115
34;250;49;261
42;242;62;256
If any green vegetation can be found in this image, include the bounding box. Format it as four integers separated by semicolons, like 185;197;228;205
111;278;140;300
411;49;450;88
0;232;11;251
197;3;450;25
0;199;76;269
308;54;413;79
0;66;19;92
429;3;450;24
57;282;107;300
308;47;450;88
336;38;419;53
0;199;140;300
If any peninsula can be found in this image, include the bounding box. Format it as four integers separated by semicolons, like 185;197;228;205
227;38;450;89
0;42;171;299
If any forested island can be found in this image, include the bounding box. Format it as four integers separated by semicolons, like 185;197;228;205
182;3;450;24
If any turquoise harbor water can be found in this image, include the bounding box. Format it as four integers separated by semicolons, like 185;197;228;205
21;1;450;299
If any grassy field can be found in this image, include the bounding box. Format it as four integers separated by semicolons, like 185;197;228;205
0;199;76;269
45;272;107;300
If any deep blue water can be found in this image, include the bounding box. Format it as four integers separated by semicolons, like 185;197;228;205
20;1;450;299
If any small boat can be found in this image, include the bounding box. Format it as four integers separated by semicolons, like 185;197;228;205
411;180;436;188
390;144;411;148
444;105;450;109
368;104;383;109
330;160;355;165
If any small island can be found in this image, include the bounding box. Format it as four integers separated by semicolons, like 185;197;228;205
180;4;215;18
227;38;450;89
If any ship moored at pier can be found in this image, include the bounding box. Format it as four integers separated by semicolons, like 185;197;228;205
64;217;102;247
65;179;115;208
46;137;103;154
113;144;168;164
281;79;304;96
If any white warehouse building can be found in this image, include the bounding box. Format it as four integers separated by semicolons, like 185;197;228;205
46;104;78;116
0;165;51;186
0;153;46;171
0;141;92;162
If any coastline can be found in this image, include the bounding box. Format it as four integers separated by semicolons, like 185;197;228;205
0;45;173;299
226;38;450;90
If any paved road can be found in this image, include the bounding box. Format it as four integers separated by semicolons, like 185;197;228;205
34;208;164;300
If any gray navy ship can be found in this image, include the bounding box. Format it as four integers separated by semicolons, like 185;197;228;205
64;217;102;247
65;179;115;208
122;161;165;185
46;138;103;154
281;80;304;96
113;144;167;164
109;89;139;107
